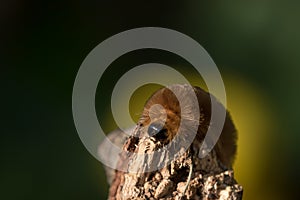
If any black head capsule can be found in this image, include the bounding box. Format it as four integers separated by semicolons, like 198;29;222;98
148;122;163;136
147;122;168;141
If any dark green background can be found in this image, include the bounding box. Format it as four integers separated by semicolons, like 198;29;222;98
1;0;300;199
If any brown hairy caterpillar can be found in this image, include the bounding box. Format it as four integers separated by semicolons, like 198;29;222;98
99;84;237;187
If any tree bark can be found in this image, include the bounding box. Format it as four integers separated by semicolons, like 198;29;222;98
108;136;243;200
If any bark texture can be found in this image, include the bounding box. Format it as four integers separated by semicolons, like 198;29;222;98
108;136;243;200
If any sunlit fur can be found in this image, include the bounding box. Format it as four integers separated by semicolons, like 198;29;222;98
138;85;237;168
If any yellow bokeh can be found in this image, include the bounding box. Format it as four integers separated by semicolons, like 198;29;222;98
224;74;277;200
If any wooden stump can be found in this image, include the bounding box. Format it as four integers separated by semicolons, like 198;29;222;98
108;136;243;200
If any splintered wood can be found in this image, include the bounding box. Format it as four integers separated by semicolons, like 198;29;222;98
108;136;243;200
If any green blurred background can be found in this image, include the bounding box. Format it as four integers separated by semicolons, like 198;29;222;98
1;0;300;199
